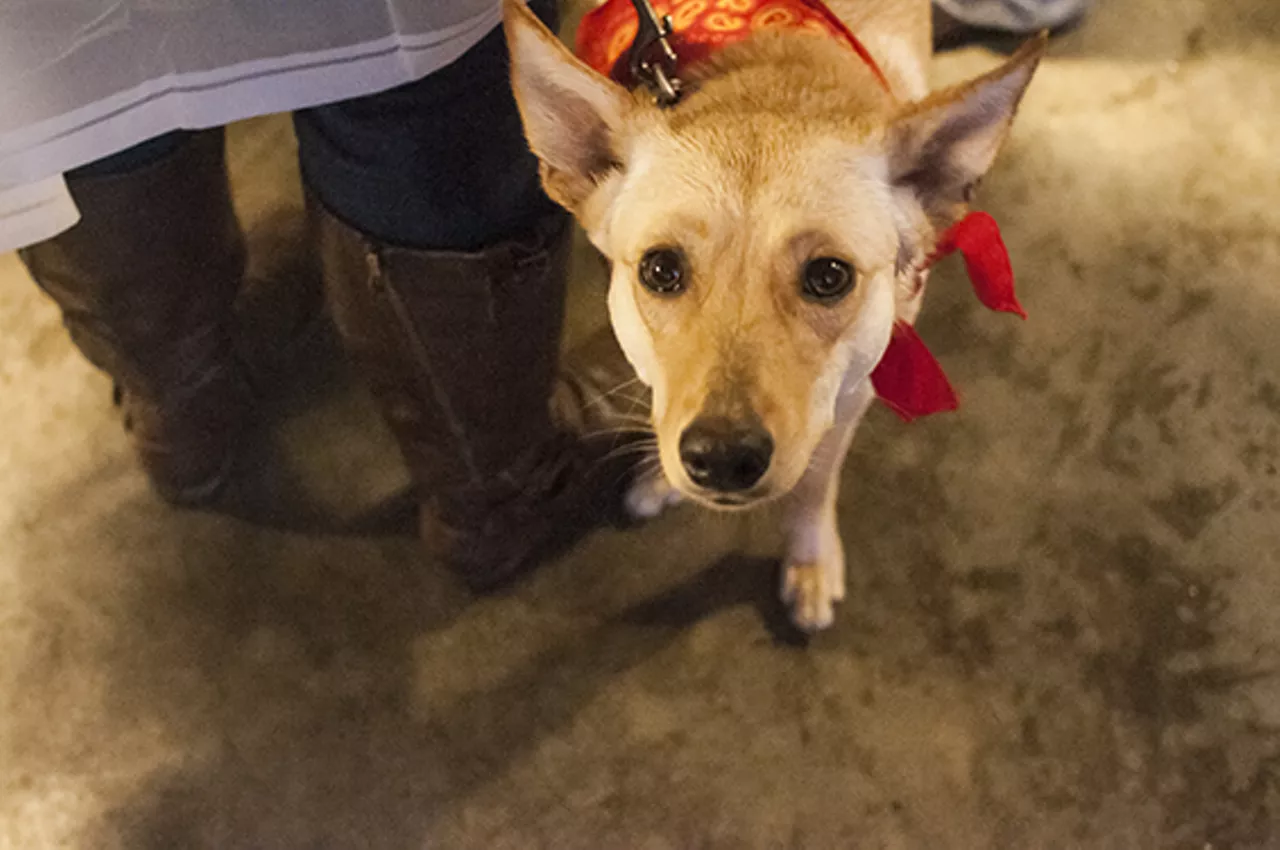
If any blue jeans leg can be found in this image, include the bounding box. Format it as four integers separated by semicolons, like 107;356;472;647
292;0;562;252
67;130;196;179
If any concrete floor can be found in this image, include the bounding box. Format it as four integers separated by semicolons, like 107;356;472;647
2;0;1279;847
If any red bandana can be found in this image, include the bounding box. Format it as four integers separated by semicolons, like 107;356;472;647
575;0;1024;421
576;0;889;89
871;213;1025;421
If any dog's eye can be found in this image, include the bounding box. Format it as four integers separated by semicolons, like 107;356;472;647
801;257;856;302
639;247;687;295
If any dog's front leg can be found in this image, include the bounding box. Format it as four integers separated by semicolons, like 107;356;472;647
624;466;684;520
780;380;876;632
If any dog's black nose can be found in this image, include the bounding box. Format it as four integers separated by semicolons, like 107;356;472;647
679;417;774;493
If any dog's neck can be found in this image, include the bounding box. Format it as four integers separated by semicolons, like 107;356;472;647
667;32;895;128
576;0;892;104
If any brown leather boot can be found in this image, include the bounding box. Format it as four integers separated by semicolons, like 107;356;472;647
314;201;644;590
19;131;255;505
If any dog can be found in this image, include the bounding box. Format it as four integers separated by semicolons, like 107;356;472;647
503;0;1045;631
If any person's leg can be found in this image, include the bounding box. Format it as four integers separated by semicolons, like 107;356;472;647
19;130;254;504
295;0;639;589
293;0;560;252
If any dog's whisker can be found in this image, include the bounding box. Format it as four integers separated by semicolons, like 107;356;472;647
630;455;663;477
582;424;655;440
588;406;653;423
602;426;654;449
585;395;652;418
621;387;652;423
613;399;654;416
580;377;638;404
598;441;659;465
609;452;667;494
598;434;657;449
585;434;655;454
581;377;649;414
594;437;660;473
599;376;642;396
596;410;653;426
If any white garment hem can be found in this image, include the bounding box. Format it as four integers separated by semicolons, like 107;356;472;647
0;177;80;255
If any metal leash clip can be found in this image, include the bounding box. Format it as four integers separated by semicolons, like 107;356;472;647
627;0;682;107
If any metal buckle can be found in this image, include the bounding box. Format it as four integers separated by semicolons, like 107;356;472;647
627;0;682;107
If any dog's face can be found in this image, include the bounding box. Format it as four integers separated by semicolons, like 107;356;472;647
599;112;903;508
505;3;1043;509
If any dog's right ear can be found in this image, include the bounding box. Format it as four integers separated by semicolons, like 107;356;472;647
504;0;631;210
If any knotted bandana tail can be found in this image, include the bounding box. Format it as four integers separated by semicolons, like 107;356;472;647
932;211;1025;319
870;322;959;422
870;211;1025;421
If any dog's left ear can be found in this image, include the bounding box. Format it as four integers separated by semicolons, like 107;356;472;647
503;0;632;210
888;34;1047;217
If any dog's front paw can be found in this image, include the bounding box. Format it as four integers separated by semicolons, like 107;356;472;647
623;468;684;520
780;562;837;632
780;525;845;632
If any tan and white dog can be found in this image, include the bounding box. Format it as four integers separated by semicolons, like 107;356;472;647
503;0;1045;631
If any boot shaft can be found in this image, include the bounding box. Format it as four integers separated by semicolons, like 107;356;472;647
314;199;570;498
18;130;253;504
19;131;246;401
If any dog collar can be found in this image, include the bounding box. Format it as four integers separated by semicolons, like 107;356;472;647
575;2;1024;421
576;0;891;96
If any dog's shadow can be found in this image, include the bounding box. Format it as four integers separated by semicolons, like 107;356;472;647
86;547;802;849
620;553;813;648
